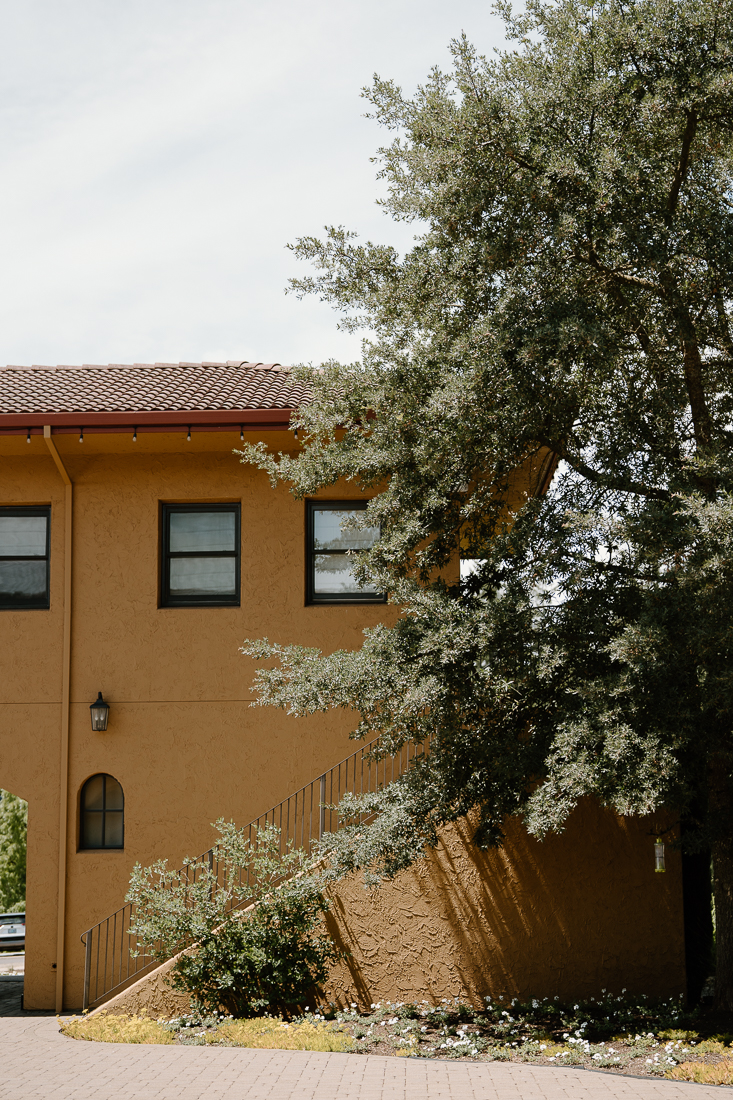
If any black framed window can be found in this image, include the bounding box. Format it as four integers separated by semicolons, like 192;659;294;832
306;501;384;604
161;504;241;607
80;774;124;850
0;506;50;610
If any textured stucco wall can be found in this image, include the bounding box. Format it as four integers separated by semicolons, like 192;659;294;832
90;954;189;1019
0;433;673;1013
94;799;685;1018
0;430;400;1009
322;802;684;1007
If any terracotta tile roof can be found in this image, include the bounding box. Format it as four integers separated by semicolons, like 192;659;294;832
0;361;309;415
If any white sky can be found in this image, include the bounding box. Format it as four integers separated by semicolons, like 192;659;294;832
0;0;506;368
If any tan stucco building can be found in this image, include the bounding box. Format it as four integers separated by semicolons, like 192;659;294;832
0;361;687;1013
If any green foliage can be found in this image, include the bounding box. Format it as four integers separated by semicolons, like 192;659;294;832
478;991;686;1042
238;0;733;1004
0;790;27;912
170;888;339;1017
327;992;705;1063
126;821;339;1016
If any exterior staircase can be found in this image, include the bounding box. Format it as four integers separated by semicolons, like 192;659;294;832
80;737;423;1010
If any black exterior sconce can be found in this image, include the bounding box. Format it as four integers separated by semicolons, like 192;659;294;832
90;692;110;731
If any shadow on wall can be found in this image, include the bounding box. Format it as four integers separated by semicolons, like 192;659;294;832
322;799;685;1007
90;798;686;1019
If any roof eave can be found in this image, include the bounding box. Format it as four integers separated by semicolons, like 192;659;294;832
0;408;295;432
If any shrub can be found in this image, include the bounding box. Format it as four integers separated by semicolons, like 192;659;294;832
127;820;341;1016
171;889;340;1017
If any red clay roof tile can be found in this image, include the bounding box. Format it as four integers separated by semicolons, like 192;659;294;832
0;361;310;415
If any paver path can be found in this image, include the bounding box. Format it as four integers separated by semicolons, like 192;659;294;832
0;1016;726;1100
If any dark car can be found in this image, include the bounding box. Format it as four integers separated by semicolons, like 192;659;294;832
0;912;25;951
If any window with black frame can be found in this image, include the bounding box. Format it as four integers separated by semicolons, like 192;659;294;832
306;501;384;604
79;773;124;850
0;506;50;610
160;504;241;607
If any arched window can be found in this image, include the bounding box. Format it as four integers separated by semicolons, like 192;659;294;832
80;774;124;850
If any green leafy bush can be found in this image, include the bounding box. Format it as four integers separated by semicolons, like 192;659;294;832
127;820;341;1016
171;887;339;1016
0;790;27;912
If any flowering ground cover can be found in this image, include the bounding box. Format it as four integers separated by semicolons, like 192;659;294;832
318;994;733;1080
61;992;733;1082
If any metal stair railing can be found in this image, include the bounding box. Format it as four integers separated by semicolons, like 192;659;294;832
80;736;424;1010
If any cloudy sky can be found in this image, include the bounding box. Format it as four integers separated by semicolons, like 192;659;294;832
0;0;505;367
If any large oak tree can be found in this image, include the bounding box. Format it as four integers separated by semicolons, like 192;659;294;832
242;0;733;1007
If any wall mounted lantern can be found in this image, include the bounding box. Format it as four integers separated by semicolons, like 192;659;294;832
90;692;110;731
654;837;666;873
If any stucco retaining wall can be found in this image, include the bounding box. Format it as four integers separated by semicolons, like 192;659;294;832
94;799;685;1018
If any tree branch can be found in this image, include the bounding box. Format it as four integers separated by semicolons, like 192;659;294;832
667;110;698;218
659;270;714;450
578;557;675;584
714;286;733;361
578;246;661;293
538;439;671;500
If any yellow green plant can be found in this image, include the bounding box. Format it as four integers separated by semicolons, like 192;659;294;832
657;1029;700;1042
213;1017;352;1051
667;1061;733;1085
59;1011;174;1045
694;1038;732;1053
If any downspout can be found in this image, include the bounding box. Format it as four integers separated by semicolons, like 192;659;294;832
43;426;72;1014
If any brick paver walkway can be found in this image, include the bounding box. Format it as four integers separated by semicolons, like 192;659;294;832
0;1015;726;1100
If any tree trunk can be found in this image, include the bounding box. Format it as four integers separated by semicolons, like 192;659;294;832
682;844;714;1005
710;762;733;1010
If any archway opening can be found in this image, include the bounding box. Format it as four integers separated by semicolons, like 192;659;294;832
0;787;26;1013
